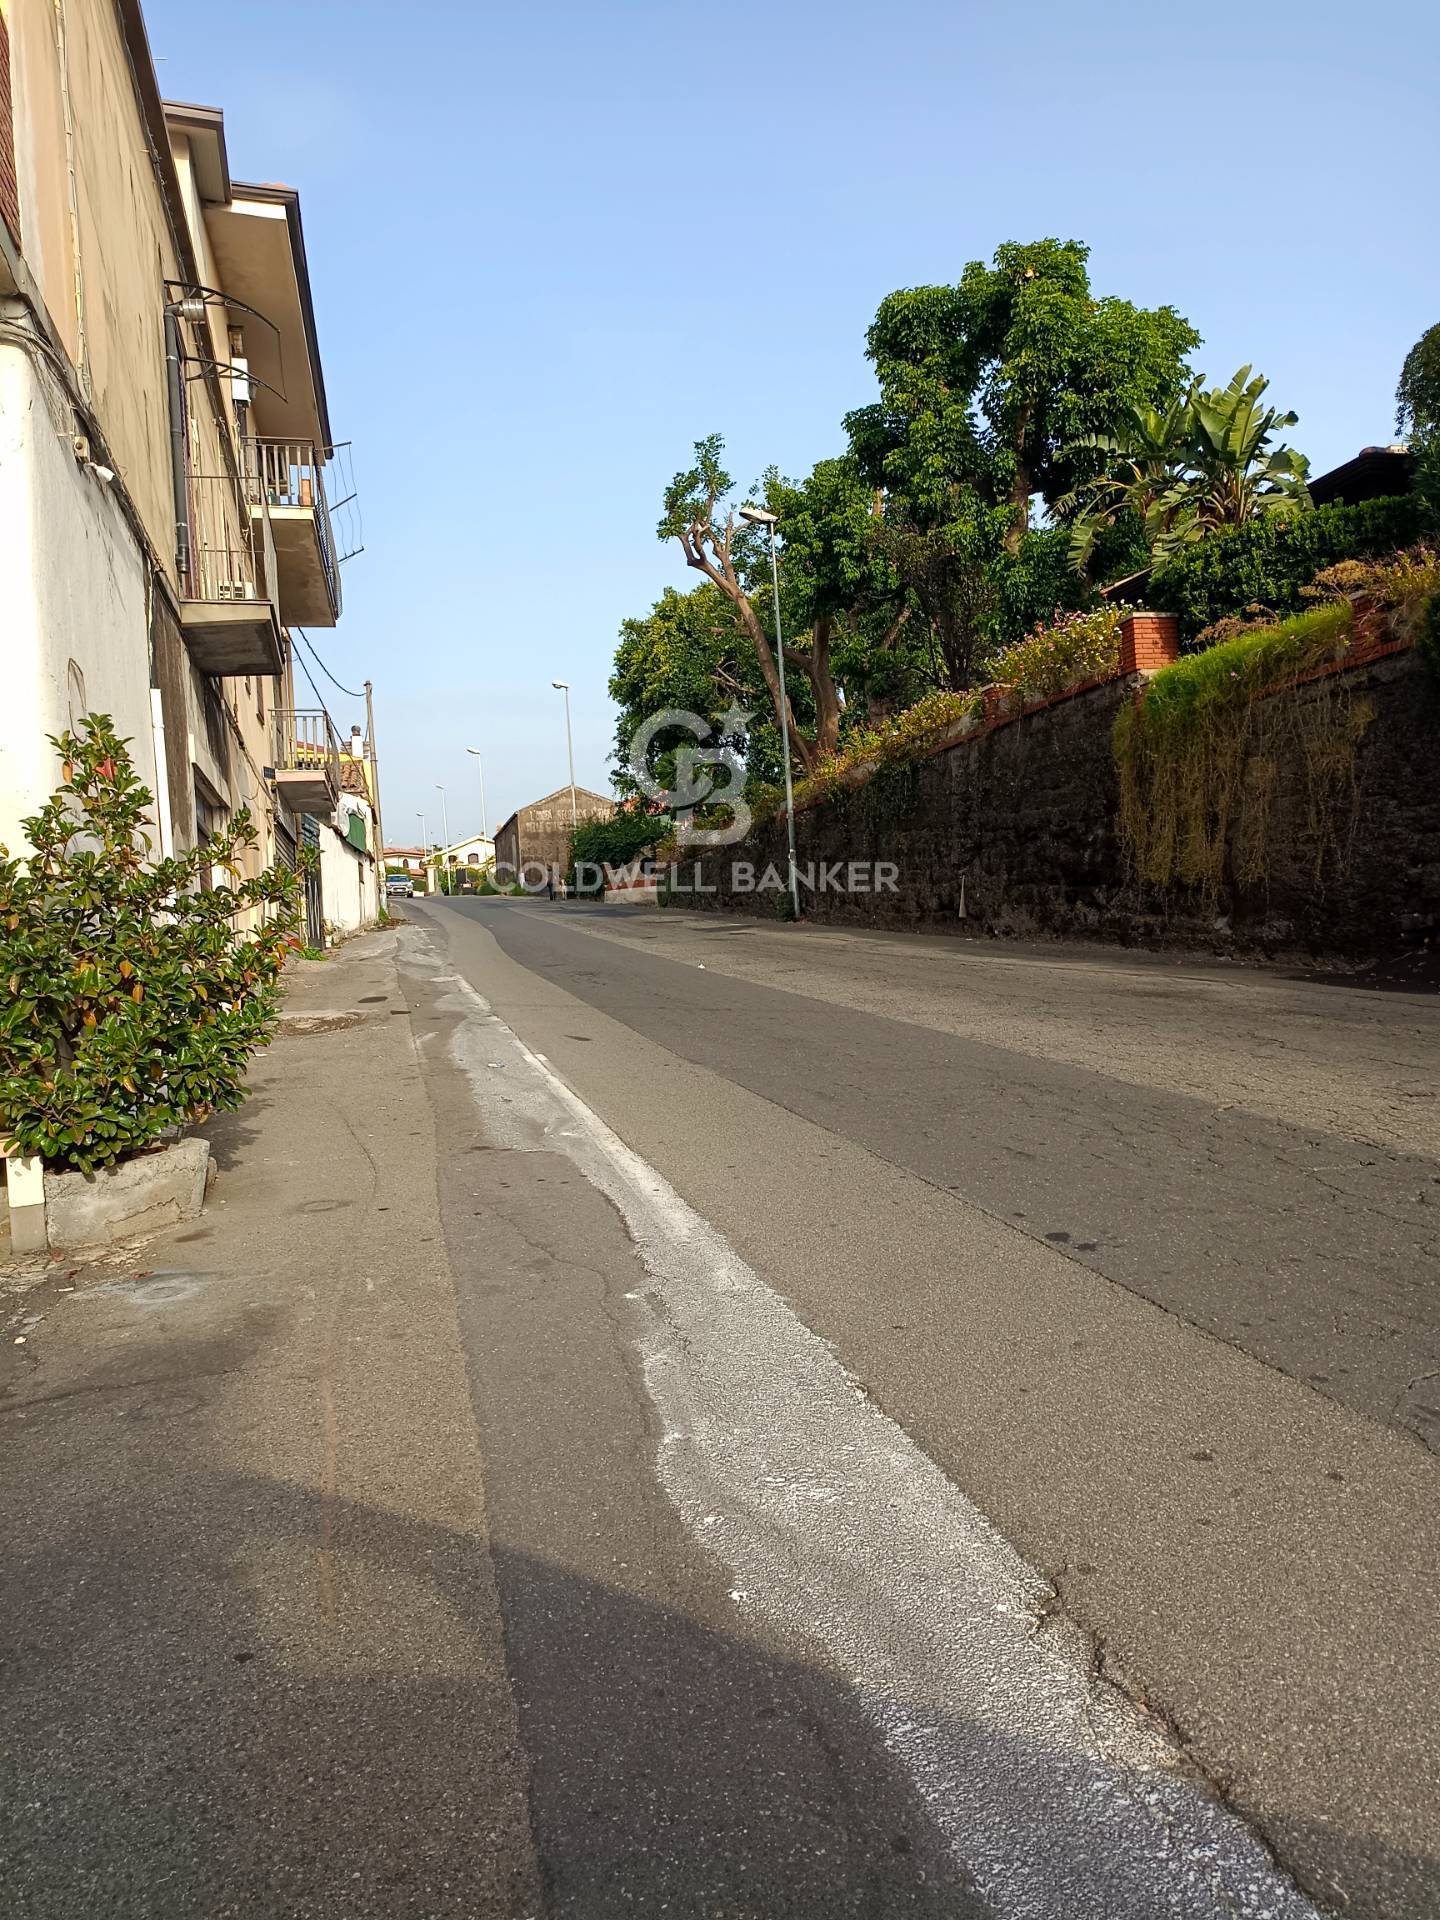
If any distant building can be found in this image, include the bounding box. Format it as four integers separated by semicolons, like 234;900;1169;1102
384;844;428;879
494;785;615;886
1308;445;1414;509
433;833;496;882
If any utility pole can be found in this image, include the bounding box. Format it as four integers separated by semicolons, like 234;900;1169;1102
436;784;451;894
553;681;578;829
364;679;386;918
466;746;488;845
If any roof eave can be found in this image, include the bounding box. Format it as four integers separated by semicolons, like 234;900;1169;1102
230;180;333;453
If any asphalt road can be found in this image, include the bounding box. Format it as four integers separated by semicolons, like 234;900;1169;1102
407;896;1440;1920
5;908;1437;1918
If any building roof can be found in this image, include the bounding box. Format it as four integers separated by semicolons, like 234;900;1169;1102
162;102;231;203
498;785;616;828
434;832;495;858
1308;445;1414;510
159;101;332;451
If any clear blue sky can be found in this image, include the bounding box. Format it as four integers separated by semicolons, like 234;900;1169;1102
143;0;1439;846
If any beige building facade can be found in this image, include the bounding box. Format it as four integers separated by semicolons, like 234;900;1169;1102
0;0;372;937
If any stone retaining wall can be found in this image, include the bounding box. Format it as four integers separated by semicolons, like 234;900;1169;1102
666;648;1440;958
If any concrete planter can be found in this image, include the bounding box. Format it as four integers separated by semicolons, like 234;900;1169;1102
41;1138;216;1251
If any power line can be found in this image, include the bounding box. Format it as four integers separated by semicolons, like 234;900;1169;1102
292;644;331;717
294;626;365;701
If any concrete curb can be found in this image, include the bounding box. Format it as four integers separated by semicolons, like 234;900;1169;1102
42;1137;215;1250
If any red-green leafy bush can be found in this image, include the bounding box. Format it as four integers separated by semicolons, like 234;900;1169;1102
0;715;306;1171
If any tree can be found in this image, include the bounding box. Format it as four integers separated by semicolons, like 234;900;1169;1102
846;239;1199;685
656;444;932;772
660;438;850;770
763;456;925;724
1398;322;1440;519
1397;323;1440;442
0;715;304;1171
1063;367;1312;572
610;581;771;796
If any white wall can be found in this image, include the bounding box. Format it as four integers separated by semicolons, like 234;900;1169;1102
0;343;159;854
318;796;381;935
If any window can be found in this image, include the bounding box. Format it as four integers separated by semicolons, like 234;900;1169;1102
201;679;230;772
193;773;227;890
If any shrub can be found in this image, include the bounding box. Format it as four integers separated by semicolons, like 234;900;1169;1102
566;807;663;891
751;610;1132;829
1150;494;1430;640
752;690;980;823
1300;544;1440;637
0;716;305;1171
981;602;1132;702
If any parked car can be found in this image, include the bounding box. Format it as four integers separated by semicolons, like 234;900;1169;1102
386;873;415;897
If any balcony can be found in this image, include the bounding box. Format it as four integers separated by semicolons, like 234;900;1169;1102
270;708;340;816
180;473;284;676
244;439;342;626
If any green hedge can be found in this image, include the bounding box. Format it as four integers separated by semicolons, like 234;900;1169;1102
1150;494;1431;641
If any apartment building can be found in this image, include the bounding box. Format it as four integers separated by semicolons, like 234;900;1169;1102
0;0;376;937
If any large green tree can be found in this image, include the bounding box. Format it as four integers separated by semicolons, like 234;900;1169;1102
659;440;912;768
845;238;1199;685
1398;322;1440;518
1397;322;1440;443
609;581;768;795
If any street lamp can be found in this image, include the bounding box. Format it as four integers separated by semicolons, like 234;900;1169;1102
737;503;800;922
465;746;489;843
552;681;578;830
435;783;451;893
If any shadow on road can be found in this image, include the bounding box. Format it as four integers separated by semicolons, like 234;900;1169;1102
2;1384;1436;1918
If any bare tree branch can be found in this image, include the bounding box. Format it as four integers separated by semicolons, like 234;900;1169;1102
878;605;912;651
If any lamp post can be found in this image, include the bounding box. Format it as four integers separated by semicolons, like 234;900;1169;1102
552;681;578;830
435;783;451;894
737;504;800;922
465;746;489;846
416;811;427;895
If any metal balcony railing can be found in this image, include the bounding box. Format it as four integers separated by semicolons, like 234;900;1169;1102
244;438;341;617
271;708;341;783
187;471;270;604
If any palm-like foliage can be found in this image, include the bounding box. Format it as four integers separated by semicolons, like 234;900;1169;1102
1062;368;1312;573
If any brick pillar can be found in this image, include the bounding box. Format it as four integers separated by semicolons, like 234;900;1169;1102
1119;611;1180;674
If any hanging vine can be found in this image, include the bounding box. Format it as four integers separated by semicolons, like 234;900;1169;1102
1114;601;1373;899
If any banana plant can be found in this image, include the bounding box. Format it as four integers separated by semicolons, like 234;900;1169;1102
1056;392;1194;571
1062;367;1312;573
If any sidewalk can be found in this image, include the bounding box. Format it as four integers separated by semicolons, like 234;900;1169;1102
0;931;541;1918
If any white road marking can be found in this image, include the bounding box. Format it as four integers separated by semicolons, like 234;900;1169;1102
411;940;1319;1920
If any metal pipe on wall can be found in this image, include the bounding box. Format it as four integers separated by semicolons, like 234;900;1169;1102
163;307;191;583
